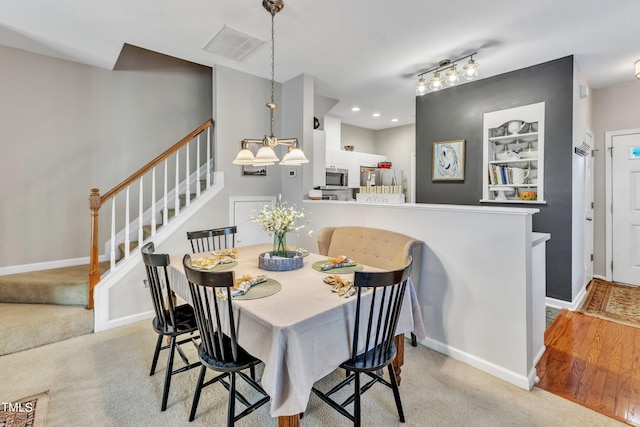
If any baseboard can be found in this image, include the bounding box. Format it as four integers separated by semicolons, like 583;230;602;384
0;255;109;276
419;336;534;390
94;310;154;333
545;283;588;311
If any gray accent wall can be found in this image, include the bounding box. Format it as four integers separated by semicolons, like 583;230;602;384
416;56;574;301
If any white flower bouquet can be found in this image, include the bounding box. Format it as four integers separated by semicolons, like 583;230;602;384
251;195;306;256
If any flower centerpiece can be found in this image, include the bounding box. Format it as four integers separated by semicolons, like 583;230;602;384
251;195;306;257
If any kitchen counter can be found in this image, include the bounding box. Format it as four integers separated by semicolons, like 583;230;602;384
298;200;547;390
305;199;539;215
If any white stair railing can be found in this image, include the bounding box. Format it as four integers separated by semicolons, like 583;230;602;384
88;119;214;309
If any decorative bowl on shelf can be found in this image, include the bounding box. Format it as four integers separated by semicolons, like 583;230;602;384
344;145;354;151
496;150;520;161
505;120;526;135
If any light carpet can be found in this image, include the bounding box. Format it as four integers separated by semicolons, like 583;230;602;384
0;320;624;426
578;279;640;328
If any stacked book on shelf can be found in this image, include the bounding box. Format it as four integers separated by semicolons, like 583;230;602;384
488;164;513;185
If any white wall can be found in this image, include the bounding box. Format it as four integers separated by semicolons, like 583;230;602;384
210;65;284;225
341;123;377;153
592;78;640;277
376;124;415;201
0;44;212;268
281;74;314;205
298;201;541;390
571;59;593;299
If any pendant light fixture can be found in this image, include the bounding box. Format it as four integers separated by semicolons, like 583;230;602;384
415;52;479;96
233;0;308;167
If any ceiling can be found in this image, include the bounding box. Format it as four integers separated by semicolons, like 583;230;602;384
2;0;639;130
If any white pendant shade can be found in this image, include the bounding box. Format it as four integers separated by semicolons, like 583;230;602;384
636;60;640;79
280;148;309;165
235;3;308;170
232;148;256;165
254;146;279;163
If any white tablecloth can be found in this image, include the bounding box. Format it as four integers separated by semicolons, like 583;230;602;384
169;243;425;417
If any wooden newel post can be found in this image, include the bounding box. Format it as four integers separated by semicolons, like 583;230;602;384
88;188;102;309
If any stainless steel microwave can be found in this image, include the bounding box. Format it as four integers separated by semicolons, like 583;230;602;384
324;168;348;188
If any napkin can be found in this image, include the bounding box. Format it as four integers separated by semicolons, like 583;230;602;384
323;274;356;297
212;248;239;259
321;255;356;271
191;256;234;270
232;274;268;297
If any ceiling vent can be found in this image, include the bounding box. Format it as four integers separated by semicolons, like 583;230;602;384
203;26;265;62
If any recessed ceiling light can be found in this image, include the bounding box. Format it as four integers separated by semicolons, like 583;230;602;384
372;113;381;117
351;107;360;112
391;118;399;122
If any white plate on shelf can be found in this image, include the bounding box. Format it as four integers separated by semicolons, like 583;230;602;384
492;138;516;145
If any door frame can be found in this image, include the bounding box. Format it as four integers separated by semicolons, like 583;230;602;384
605;128;640;281
584;128;595;282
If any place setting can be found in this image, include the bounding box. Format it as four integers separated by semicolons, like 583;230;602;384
323;274;357;298
215;273;282;300
312;255;364;274
190;252;238;271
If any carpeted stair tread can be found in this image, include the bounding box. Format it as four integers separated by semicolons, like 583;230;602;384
0;303;94;356
0;262;109;305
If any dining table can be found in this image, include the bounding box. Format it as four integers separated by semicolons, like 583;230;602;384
168;243;425;427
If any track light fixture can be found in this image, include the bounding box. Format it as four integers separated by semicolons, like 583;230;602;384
415;52;479;96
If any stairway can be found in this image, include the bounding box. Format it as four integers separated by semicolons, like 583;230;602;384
0;182;206;356
0;263;108;356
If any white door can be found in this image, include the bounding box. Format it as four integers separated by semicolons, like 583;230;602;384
609;130;640;286
584;129;595;282
229;196;275;246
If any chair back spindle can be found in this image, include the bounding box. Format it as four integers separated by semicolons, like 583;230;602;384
311;257;413;425
183;254;240;365
183;256;270;424
141;242;201;412
187;226;237;253
141;242;178;331
352;258;412;369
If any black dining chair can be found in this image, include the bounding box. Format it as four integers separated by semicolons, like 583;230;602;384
186;226;237;253
141;242;201;411
183;254;270;426
311;257;413;427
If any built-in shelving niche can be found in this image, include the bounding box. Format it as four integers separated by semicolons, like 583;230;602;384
481;102;546;204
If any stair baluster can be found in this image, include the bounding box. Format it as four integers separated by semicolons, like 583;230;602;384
87;119;214;309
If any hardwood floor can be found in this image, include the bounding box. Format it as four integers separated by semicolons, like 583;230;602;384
536;309;640;426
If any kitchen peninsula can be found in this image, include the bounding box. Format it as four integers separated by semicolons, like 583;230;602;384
297;200;550;390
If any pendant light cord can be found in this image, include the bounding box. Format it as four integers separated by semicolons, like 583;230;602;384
270;9;275;106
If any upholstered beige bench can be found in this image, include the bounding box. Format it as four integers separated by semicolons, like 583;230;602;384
317;226;423;384
317;226;422;289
